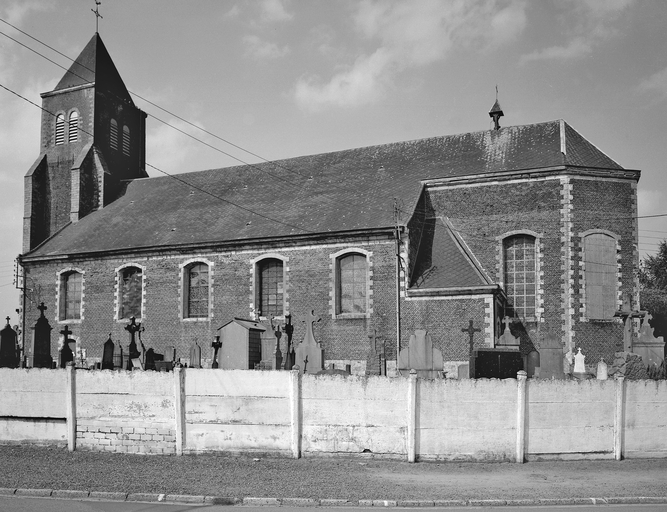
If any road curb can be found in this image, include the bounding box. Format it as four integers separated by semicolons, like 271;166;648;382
14;488;53;497
3;489;667;506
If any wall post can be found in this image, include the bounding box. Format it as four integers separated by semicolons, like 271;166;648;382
516;370;527;463
65;362;76;452
407;369;418;463
289;369;301;459
614;375;625;460
174;366;186;456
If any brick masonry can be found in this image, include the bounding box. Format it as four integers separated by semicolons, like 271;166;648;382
21;171;640;370
76;422;176;454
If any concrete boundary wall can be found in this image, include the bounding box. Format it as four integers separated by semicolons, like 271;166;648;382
1;367;666;461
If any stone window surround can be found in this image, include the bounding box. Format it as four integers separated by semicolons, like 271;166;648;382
179;258;214;322
55;267;85;324
250;253;289;321
54;109;81;146
329;248;373;320
114;262;146;323
578;229;621;323
496;229;544;324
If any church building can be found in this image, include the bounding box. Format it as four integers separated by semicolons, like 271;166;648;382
19;34;641;376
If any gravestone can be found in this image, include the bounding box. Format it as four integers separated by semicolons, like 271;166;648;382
211;336;222;369
534;333;565;379
633;313;665;367
572;347;590;380
271;317;283;370
525;350;540;378
366;329;383;376
398;329;444;379
597;358;608;380
58;325;74;368
29;303;53;368
113;340;124;369
145;348;157;370
294;310;324;374
124;317;143;370
189;342;202;368
102;336;115;370
462;319;481;378
282;314;295;370
614;293;646;352
573;347;586;373
0;317;18;368
496;317;520;347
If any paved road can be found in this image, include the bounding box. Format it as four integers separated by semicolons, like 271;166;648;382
2;498;667;512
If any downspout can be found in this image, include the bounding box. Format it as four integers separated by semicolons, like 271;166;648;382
395;226;402;366
18;255;26;367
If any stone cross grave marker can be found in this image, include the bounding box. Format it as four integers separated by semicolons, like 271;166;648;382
271;316;283;370
58;324;74;368
462;319;482;355
282;314;295;370
124;317;142;369
294;310;324;375
634;313;665;367
0;317;18;368
614;293;646;352
30;302;53;368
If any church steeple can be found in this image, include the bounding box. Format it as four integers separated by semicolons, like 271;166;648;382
23;33;147;253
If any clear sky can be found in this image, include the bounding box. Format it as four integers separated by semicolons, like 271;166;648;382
1;0;666;324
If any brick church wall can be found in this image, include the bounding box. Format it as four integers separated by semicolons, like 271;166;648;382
570;177;637;363
22;235;400;367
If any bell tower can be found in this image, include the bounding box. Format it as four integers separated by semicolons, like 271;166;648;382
23;33;147;253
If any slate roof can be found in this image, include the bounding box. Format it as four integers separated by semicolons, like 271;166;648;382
410;218;492;290
25;120;625;259
52;34;134;105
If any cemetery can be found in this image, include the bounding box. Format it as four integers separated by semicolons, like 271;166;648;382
0;304;666;462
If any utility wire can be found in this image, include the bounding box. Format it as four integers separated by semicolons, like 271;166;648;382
0;81;314;234
0;20;368;212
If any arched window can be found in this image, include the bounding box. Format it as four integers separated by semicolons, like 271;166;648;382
336;253;367;314
503;235;536;320
68;111;79;143
257;258;283;318
118;266;142;319
59;271;82;320
110;119;118;150
184;262;209;318
583;233;617;319
122;125;130;156
55;114;65;145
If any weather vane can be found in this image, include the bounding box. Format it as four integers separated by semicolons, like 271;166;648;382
92;0;102;33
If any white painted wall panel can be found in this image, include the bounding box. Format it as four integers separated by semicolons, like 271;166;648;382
186;369;290;398
0;368;66;418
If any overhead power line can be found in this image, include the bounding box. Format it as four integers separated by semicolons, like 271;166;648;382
0;19;367;212
0;81;313;234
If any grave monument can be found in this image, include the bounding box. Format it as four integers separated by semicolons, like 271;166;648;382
28;303;53;368
294;310;324;374
398;329;444;379
0;317;18;368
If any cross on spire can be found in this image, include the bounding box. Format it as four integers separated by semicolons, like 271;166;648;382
37;302;48;318
91;0;103;33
